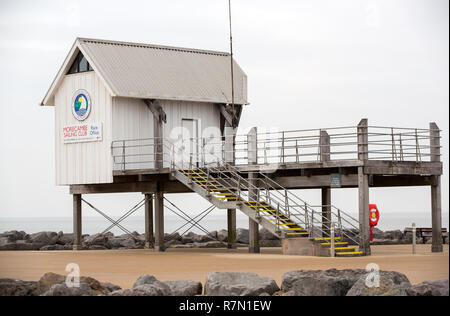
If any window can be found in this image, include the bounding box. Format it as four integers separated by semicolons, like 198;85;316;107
67;51;93;74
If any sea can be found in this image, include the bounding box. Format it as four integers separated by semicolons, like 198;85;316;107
0;211;447;235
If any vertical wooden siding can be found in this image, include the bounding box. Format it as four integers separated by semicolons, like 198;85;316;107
55;71;113;185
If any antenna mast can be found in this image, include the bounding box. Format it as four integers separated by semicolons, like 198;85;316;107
228;0;236;127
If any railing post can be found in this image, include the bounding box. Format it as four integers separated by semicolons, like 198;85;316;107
319;130;330;162
412;223;416;255
330;223;335;257
247;127;258;165
122;140;126;172
281;131;285;164
225;126;236;166
357;119;369;161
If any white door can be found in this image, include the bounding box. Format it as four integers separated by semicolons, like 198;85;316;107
181;119;199;166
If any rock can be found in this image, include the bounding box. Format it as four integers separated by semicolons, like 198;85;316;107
40;244;65;251
83;234;109;248
108;284;170;296
259;228;278;241
407;279;449;296
384;230;404;240
371;227;384;239
165;232;181;242
346;272;411;296
30;231;58;246
204;272;279;296
281;290;296;296
41;283;92;296
217;229;228;242
133;274;158;287
102;282;122;292
0;241;41;251
133;274;171;295
259;292;271;296
195;241;227;248
109;237;137;249
181;232;197;244
165;280;203;296
37;272;109;296
192;234;215;243
0;278;38;296
0;230;28;242
371;239;400;245
57;233;74;245
282;269;370;296
236;228;249;244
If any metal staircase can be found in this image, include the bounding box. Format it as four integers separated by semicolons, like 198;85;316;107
166;140;364;257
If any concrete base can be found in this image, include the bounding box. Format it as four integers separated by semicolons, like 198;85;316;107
282;238;314;256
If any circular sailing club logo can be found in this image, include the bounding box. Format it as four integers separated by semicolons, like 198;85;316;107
72;89;91;121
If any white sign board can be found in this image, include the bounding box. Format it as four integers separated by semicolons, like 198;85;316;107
63;123;103;144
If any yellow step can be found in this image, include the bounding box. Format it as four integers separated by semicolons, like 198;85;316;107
287;232;309;235
281;228;306;231
336;251;363;256
314;237;342;241
217;197;238;200
334;246;356;250
321;242;348;246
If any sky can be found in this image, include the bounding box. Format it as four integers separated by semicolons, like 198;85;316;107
0;0;448;233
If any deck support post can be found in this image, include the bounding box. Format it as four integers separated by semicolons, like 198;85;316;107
73;194;82;251
227;209;237;249
248;172;260;254
357;119;370;255
430;122;443;253
321;188;331;237
225;125;238;249
320;130;331;237
248;127;260;253
154;189;165;252
144;193;154;249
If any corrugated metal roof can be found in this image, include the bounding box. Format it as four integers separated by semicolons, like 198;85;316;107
77;38;247;104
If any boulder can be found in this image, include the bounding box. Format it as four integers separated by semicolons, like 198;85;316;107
384;230;404;240
0;230;28;242
165;232;181;242
281;269;408;296
57;233;74;245
371;227;384;239
0;278;38;296
108;284;170;296
165;280;203;296
41;283;92;296
259;228;278;241
30;231;58;246
83;234;109;248
192;234;215;243
40;244;65;251
406;279;449;296
181;232;197;244
217;229;228;242
102;282;122;292
346;272;411;296
133;274;171;295
109;237;137;249
204;272;279;296
37;272;109;296
236;228;249;244
195;241;227;248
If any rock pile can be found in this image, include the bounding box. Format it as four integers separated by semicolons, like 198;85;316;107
0;270;447;296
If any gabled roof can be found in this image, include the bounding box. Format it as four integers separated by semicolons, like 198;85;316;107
41;37;248;106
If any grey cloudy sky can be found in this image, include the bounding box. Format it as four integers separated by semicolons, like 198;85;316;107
0;0;448;231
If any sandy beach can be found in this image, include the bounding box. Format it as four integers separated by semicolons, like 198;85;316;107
0;244;448;289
